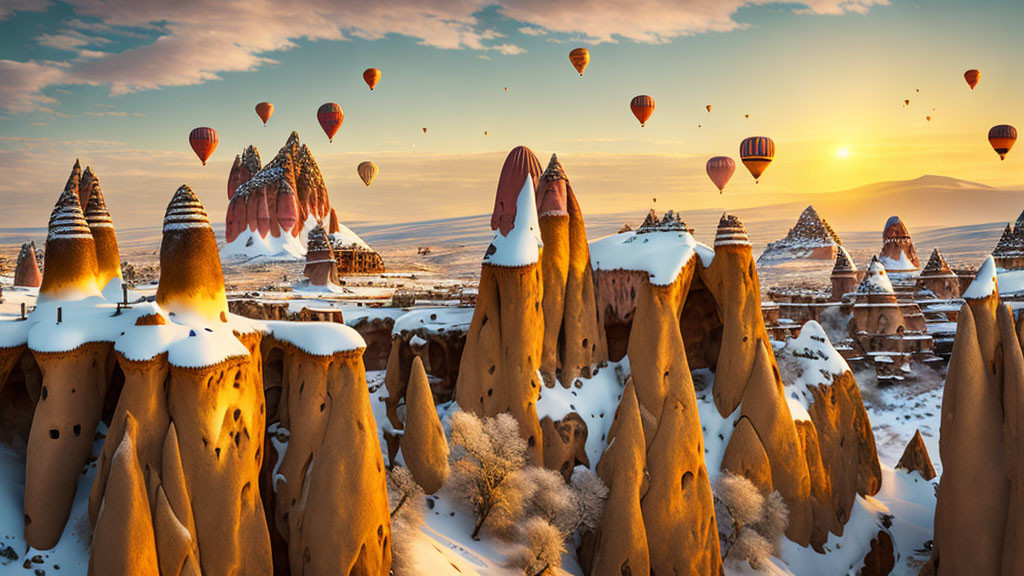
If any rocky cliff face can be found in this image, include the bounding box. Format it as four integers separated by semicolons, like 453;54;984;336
758;205;842;264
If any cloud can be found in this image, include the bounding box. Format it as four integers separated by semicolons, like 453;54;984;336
0;0;48;20
0;0;887;113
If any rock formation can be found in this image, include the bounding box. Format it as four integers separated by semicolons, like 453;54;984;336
588;382;649;576
399;356;449;494
925;255;1020;575
455;146;545;462
535;153;606;385
83;174;123;292
896;429;935;480
758;205;842;264
917;248;961;299
13;241;41;288
830;246;858;301
223;132;382;269
878;215;919;272
992;209;1024;270
38;185;100;301
303;224;339;287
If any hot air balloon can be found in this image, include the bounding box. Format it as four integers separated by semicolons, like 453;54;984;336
317;103;344;142
422;127;427;134
989;124;1017;160
484;131;489;136
504;87;508;92
964;69;981;90
363;68;381;91
904;99;910;106
255;102;274;125
926;116;931;122
569;48;590;76
739;136;774;183
706;156;736;194
189;127;218;166
745;114;749;119
357;161;378;186
630;95;655;127
706;105;712;113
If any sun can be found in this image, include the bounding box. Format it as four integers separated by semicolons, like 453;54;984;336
836;146;850;159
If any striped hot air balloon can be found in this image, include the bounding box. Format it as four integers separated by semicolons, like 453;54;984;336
739;136;775;182
630;95;655;127
964;69;981;90
188;127;218;166
989;125;1017;160
357;161;378;186
569;48;590;76
317;103;344;142
255;102;273;125
706;156;736;194
363;68;381;91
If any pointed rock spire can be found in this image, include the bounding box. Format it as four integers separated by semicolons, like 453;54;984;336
303;224;338;287
85;182;122;288
490;145;542;236
536;153;569;218
714;212;751;248
399;356;450;494
896;430;935;480
14;241;41;288
39;186;99;299
922;248;952;276
857;256;895;294
157;185;227;322
833;246;857;274
963;255;998;300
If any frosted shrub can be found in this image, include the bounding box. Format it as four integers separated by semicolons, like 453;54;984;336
506;517;566;576
448;411;529;539
387;466;425;575
714;472;789;569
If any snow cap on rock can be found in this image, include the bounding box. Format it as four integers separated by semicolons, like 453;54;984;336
714;212;751;248
833;246;857;275
963;255;998;300
857;256;894;294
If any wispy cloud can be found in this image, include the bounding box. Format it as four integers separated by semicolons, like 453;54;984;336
0;0;888;113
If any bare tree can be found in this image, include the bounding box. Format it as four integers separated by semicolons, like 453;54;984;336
448;411;529;540
387;466;425;575
506;517;565;576
713;472;789;569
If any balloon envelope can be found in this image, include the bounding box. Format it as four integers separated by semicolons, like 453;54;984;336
363;68;381;90
964;69;981;90
357;161;378;186
569;48;590;76
189;127;218;166
630;95;655;127
739;136;775;182
706;157;736;193
317;103;344;142
989;124;1017;160
706;105;712;112
255;102;274;125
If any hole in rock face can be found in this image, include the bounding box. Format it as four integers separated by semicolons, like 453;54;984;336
377;524;384;542
24;515;30;527
620;560;632;576
73;425;81;437
488;365;495;375
487;389;493;397
41;386;47;400
528;436;536;447
320;402;325;412
233;409;241;421
49;429;59;440
582;338;589;350
215;447;221;459
681;471;693;492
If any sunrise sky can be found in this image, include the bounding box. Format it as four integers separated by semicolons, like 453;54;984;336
0;0;1021;230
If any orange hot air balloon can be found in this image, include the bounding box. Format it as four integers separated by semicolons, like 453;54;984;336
422;127;427;134
745;114;749;118
363;68;381;91
504;87;508;92
317;103;343;142
904;99;910;106
706;105;712;113
989;124;1017;160
964;69;981;90
255;102;274;125
357;161;378;186
926;116;931;122
484;131;489;136
569;48;590;76
706;156;736;194
189;127;218;166
739;136;775;183
630;95;655;127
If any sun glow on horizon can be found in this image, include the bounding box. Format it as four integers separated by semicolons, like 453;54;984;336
836;146;850;159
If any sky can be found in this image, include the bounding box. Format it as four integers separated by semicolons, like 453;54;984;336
0;0;1021;232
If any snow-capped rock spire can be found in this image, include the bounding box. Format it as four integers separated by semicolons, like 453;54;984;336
714;212;751;248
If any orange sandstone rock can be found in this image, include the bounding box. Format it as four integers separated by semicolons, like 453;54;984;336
84;177;122;290
39;186;99;300
400;356;449;494
896;430;935;480
13;242;41;288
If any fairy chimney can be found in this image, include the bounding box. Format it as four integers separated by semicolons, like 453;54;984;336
399;356;450;494
156;185;228;323
896;430;935;480
455;146;545;463
228;145;261;199
14;241;42;288
84;179;122;290
878;216;919;271
917;248;960;299
39;186;99;300
830;246;858;301
303;224;339;287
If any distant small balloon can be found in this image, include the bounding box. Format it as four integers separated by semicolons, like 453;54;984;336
630;95;655;127
569;48;590;76
316;103;344;142
357;161;378;186
964;69;981;90
926;116;931;122
989;124;1017;160
745;114;749;119
706;156;736;194
255;102;274;125
904;99;910;106
484;131;489;136
504;87;508;92
706;105;712;113
189;127;218;166
422;127;427;134
363;68;381;91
